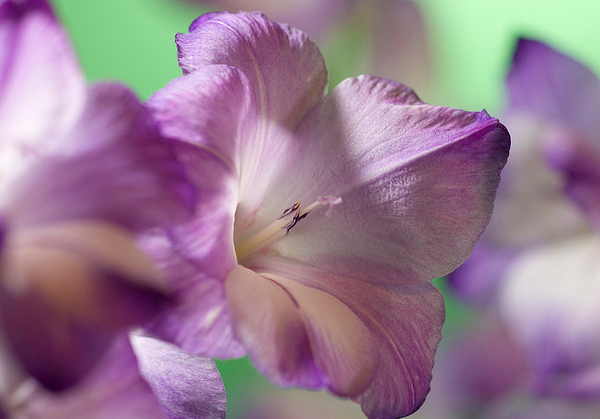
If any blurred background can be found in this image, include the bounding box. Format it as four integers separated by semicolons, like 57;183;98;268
50;1;600;417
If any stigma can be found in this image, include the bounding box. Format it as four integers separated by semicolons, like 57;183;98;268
234;195;341;262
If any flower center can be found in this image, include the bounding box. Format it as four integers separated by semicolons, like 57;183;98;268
234;195;341;262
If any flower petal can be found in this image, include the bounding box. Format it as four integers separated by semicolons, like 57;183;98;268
224;264;327;390
500;234;600;398
13;336;166;419
420;322;528;416
0;221;170;390
480;114;587;247
259;75;509;284
507;38;600;140
243;255;445;418
166;11;327;220
225;264;379;397
544;126;600;232
176;11;327;133
0;287;112;391
143;228;245;358
131;334;227;419
5;82;195;232
140;143;244;358
446;239;518;305
369;0;432;96
0;0;85;154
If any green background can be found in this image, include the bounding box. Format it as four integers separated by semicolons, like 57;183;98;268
49;0;600;417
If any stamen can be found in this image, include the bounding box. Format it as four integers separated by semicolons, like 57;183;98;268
234;195;342;262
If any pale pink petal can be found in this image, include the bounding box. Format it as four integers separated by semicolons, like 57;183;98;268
242;255;445;418
224;265;327;390
225;264;378;397
255;76;509;285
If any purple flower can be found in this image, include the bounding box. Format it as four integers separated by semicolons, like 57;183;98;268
412;319;600;419
0;0;194;391
449;39;600;400
1;333;226;419
146;11;509;419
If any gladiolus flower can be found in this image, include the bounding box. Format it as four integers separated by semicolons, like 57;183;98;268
147;11;509;418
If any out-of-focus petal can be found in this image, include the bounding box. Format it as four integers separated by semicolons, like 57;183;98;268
6;221;168;324
131;334;227;419
243;255;445;419
476;114;587;247
500;234;600;398
258;76;509;285
5;83;195;232
446;239;518;305
14;336;166;419
544;128;600;232
197;0;353;39
506;38;600;140
0;287;112;391
485;398;600;419
422;323;528;416
369;0;431;96
0;0;85;168
0;221;169;391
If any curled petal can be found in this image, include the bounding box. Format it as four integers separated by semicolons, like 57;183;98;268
131;334;227;419
243;255;445;418
225;264;377;396
159;11;327;220
176;11;327;133
261;75;509;285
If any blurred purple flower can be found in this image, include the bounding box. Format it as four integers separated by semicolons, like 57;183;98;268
0;333;226;419
449;38;600;400
413;319;600;419
145;11;509;419
0;0;195;391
